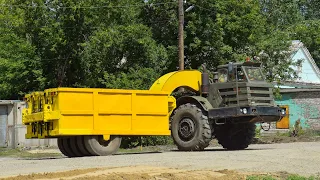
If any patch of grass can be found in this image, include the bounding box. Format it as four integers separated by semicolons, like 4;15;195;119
299;129;320;137
0;148;19;156
286;174;320;180
255;126;262;138
276;131;291;137
246;174;320;180
117;145;163;154
253;125;320;144
247;175;277;180
117;148;147;154
0;148;62;158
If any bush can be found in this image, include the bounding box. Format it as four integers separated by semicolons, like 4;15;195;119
120;136;173;149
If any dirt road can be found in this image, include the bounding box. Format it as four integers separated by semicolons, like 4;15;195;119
0;142;320;179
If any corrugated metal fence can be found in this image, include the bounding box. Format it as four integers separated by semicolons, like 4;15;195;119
0;100;57;149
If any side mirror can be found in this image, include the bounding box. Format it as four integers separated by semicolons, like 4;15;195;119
228;62;233;74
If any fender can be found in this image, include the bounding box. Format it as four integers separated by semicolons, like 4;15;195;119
149;70;202;93
176;96;213;112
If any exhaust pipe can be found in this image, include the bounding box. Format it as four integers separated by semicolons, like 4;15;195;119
201;64;209;95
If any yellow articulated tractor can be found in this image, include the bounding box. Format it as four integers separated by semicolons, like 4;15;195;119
22;61;286;157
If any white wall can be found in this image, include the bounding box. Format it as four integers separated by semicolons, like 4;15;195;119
6;101;57;148
291;48;320;83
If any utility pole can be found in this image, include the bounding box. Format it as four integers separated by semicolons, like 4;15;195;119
178;0;184;71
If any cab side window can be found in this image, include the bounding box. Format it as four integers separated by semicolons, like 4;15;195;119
218;69;228;82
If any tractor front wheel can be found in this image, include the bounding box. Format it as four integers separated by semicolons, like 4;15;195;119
171;103;212;151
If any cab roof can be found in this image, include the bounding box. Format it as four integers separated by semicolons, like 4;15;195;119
217;61;262;69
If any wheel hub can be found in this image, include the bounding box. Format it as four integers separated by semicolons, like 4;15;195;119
178;118;195;140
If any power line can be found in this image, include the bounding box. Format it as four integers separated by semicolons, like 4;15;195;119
0;2;176;9
0;19;173;30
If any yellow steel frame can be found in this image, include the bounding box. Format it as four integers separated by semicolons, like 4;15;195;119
22;70;202;139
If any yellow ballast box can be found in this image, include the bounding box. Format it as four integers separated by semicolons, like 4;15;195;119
22;88;176;138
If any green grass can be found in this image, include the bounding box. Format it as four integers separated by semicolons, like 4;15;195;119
246;174;320;180
0;148;62;158
286;175;320;180
0;147;160;159
117;145;163;154
247;175;277;180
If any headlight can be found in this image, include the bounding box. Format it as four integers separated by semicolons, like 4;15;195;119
281;109;286;115
243;108;247;114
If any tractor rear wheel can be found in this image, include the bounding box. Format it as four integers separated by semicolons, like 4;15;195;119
215;122;256;150
84;135;121;156
171;103;212;151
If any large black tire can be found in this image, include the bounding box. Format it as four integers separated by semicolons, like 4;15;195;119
171;103;212;151
69;136;83;157
58;137;77;157
214;122;256;150
76;136;91;156
57;137;70;157
84;135;121;156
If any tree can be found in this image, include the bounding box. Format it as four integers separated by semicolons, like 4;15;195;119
259;0;304;31
288;20;320;67
298;0;320;20
142;0;267;72
254;30;302;86
214;0;267;65
18;0;145;88
0;0;44;99
81;24;168;88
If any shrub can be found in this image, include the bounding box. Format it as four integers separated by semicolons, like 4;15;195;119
120;136;173;149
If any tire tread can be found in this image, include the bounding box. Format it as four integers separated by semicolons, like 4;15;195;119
171;103;212;151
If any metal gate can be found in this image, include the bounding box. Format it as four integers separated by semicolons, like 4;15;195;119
0;106;8;147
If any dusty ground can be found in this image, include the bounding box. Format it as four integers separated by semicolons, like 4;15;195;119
0;166;257;180
0;142;320;179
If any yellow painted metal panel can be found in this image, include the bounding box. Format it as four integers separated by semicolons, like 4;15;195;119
95;115;132;131
23;111;60;123
59;115;94;131
93;130;171;136
132;115;169;132
52;120;59;135
149;70;202;93
58;129;94;135
276;105;289;129
135;94;168;115
59;92;93;112
98;93;132;114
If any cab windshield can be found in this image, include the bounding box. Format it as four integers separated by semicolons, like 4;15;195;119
243;67;264;81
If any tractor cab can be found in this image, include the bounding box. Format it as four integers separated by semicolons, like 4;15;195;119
216;61;265;83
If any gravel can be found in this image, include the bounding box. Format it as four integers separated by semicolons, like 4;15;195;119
0;142;320;178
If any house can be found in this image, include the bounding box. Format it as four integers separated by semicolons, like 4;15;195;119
274;40;320;131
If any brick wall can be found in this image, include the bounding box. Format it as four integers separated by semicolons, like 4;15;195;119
281;91;320;130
